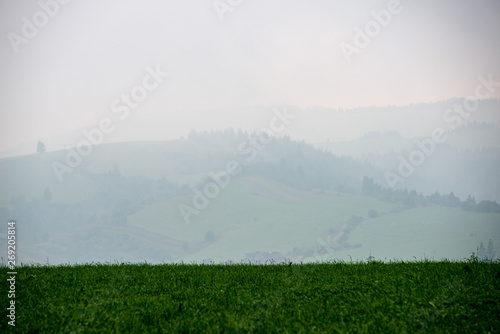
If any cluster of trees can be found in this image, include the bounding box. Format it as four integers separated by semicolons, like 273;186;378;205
0;166;182;262
186;129;376;193
2;165;180;230
477;240;495;261
362;126;500;203
185;130;500;212
362;177;500;213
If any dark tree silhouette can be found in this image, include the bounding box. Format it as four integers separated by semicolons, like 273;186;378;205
37;140;46;153
478;242;486;261
486;239;495;260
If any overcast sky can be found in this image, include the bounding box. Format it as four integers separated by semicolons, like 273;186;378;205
1;0;499;154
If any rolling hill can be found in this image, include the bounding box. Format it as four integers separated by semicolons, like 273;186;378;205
127;175;500;263
0;131;499;265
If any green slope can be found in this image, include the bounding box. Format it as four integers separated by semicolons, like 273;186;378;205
0;140;208;208
0;151;96;206
330;206;500;262
128;175;500;263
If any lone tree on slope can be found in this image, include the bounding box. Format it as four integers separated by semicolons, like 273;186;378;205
37;140;46;153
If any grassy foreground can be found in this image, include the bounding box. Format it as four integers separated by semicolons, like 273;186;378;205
2;260;499;333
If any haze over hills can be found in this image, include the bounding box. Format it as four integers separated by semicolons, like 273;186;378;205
0;125;498;265
2;5;500;332
2;98;500;159
1;0;500;265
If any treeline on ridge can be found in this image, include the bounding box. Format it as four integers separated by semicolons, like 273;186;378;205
362;176;500;213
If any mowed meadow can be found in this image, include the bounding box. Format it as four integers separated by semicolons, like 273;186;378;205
1;260;499;333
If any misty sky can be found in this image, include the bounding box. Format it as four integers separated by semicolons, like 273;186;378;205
1;0;500;154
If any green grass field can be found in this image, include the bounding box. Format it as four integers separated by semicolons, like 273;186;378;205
2;260;499;333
